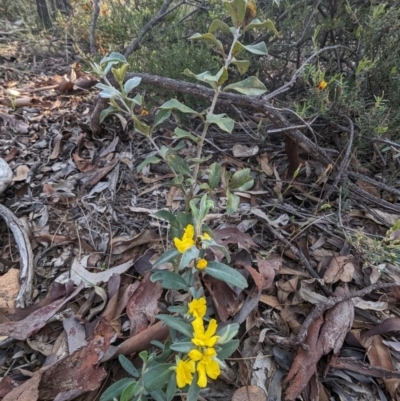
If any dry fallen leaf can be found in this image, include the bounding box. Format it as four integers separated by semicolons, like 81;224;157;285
323;256;355;283
0;268;20;308
232;385;267;401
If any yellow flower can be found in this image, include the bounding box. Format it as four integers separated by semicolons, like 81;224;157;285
189;347;220;388
188;298;207;318
196;259;208;270
175;358;195;388
201;233;211;241
318;80;328;90
174;224;195;253
141;108;149;116
191;318;219;348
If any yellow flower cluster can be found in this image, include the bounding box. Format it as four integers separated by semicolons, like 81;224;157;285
173;225;210;270
175;298;221;388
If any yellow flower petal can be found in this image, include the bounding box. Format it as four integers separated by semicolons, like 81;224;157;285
197;361;208;388
318;80;327;90
188;298;207;318
206;360;220;380
176;359;194;388
174;224;195;253
196;259;208;270
189;349;203;361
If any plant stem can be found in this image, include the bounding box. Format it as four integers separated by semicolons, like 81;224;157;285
189;29;242;199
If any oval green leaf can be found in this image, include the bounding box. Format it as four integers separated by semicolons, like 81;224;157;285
152;249;180;269
224;76;267;96
142;363;174;392
156;315;193;338
151;271;188;290
206;261;248;289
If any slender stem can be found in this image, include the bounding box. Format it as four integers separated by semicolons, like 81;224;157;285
189;28;242;198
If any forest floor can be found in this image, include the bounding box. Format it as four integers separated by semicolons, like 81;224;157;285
2;27;400;401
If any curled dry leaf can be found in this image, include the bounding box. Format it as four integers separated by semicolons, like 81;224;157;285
256;254;282;290
318;286;354;355
284;286;354;400
232;144;259;158
323;256;355;283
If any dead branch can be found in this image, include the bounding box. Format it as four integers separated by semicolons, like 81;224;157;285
92;71;333;169
124;0;185;59
90;0;100;56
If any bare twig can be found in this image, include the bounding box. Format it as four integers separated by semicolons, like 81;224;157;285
90;0;100;56
318;113;354;208
124;0;185;58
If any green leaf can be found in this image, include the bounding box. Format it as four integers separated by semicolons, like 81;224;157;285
132;93;143;106
151;271;188;290
232;41;245;57
208;19;231;34
99;106;117;123
205;261;248;288
168;305;187;314
137;155;160;173
119;355;140;378
231;58;250;75
226;190;240;214
189;32;224;53
206;113;235;133
242;42;268;55
100;378;133;401
124;77;142;94
133;116;150;136
166;373;177;401
217;339;240;359
179;246;200;270
157;315;193;338
96;83;121;99
166;153;192;176
229;168;253;189
154;340;174;363
224;0;246;28
176;212;192;229
120;381;138;401
187;375;201;401
100;52;126;66
243;18;279;36
152;249;180;269
154;210;177;224
183;67;228;88
142;363;174;392
208;162;222;190
224;76;267;96
112;63;129;84
154;108;172;127
159;99;198;115
170;341;195;353
173;127;199;143
150;389;168;401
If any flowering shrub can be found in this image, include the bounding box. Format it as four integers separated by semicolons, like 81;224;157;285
95;1;278;400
